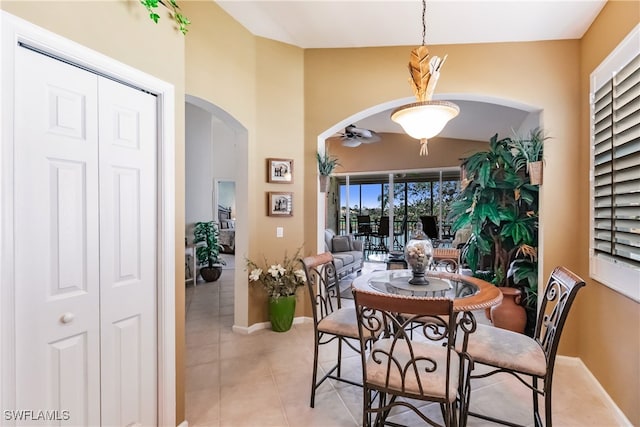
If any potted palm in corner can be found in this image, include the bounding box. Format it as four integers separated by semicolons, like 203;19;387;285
316;151;340;192
194;221;226;282
449;133;539;335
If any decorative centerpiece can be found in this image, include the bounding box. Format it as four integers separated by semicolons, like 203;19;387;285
246;248;307;332
404;221;433;285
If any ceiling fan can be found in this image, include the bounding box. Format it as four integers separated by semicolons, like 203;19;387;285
338;124;381;147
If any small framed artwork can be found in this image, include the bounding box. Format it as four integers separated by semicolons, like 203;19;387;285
267;158;294;183
268;192;293;217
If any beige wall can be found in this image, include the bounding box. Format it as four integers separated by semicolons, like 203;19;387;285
578;1;640;424
1;0;187;422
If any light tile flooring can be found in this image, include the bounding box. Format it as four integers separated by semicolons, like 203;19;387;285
185;261;622;427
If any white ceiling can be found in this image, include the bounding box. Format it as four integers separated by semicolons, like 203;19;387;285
215;0;606;142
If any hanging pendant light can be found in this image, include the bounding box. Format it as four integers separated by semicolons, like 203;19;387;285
391;0;459;156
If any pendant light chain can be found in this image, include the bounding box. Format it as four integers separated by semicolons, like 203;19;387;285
421;0;427;46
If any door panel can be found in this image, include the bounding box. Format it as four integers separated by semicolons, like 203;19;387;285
98;77;157;426
14;47;100;426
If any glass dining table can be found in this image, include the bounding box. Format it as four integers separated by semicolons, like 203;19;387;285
351;269;502;312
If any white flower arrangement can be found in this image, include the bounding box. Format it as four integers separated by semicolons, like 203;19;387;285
246;247;306;299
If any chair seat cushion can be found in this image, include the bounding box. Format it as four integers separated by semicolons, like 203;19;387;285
462;323;547;377
366;339;459;402
318;307;360;339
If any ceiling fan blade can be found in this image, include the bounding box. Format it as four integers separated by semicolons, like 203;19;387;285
346;125;373;138
342;138;362;147
361;133;381;144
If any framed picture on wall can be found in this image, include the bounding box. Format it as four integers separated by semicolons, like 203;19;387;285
268;192;293;217
267;158;294;183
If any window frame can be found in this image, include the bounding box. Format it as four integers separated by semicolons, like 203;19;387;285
589;24;640;302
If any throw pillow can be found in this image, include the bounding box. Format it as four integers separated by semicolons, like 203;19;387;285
332;236;351;252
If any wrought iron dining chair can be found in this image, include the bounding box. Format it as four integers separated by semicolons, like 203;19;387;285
371;216;391;254
352;288;476;427
462;266;586;427
356;215;373;253
300;252;362;408
392;216;407;251
420;215;443;247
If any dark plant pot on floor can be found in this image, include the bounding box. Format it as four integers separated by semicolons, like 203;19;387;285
200;266;222;282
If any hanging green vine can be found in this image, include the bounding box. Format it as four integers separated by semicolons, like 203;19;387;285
140;0;190;35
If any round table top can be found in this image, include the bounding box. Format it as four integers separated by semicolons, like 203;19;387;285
351;269;502;312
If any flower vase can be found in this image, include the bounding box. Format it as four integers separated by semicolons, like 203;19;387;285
404;222;433;285
269;294;296;332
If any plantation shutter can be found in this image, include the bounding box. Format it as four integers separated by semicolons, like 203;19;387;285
592;52;640;268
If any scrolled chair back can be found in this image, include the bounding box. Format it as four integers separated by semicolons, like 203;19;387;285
300;252;341;323
353;289;456;395
536;266;587;362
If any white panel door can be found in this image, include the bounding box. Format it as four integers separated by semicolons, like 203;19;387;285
13;46;158;426
98;78;157;426
14;47;101;425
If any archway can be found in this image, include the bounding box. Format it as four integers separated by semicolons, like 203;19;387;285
316;93;543;292
185;94;249;328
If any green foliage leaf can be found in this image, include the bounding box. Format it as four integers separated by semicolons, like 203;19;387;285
140;0;190;35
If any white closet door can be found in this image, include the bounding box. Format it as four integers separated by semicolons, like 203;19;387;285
98;78;157;426
13;46;158;426
14;47;101;425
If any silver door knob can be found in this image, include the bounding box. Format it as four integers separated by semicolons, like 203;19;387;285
60;312;75;324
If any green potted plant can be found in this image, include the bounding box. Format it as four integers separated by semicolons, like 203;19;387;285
316;151;340;192
509;127;549;185
193;221;226;282
449;133;539;334
246;247;306;332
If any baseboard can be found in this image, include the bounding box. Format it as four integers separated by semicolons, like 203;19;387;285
556;356;632;426
177;420;188;427
231;316;312;334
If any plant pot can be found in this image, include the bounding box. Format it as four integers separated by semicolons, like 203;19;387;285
200;266;222;282
490;287;527;333
269;295;296;332
319;175;330;193
528;161;543;185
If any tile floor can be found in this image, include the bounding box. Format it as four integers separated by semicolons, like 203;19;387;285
184;261;623;427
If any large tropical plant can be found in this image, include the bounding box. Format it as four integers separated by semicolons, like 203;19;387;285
193;221;225;267
448;134;539;288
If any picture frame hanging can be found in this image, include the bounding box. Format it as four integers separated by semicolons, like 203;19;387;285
268;192;293;217
267;158;294;183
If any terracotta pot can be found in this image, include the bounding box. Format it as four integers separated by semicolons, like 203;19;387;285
490;287;527;333
319;175;330;192
528;161;543;185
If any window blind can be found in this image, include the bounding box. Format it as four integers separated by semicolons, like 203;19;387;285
592;53;640;268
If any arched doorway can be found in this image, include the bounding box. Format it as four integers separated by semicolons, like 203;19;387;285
185;95;249;328
316;93;543;294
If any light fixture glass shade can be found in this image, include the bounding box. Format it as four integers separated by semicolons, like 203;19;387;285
391;101;460;140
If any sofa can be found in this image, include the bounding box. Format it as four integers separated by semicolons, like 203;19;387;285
324;229;365;278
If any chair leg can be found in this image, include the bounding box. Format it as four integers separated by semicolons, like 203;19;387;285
337;337;343;378
543;376;553;427
310;335;320;408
